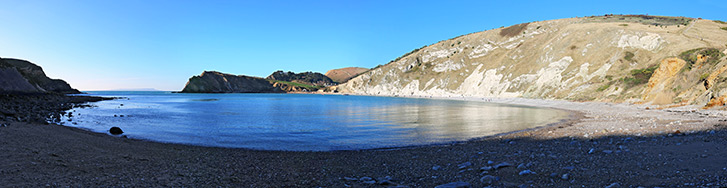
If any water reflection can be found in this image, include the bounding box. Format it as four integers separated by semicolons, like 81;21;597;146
64;92;568;151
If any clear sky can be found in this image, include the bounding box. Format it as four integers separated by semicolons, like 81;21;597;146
0;0;724;91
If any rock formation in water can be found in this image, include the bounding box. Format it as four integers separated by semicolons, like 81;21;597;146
266;70;335;86
325;67;369;83
0;57;80;94
334;15;727;109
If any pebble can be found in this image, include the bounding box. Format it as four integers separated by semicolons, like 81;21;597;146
487;160;495;165
602;150;613;154
588;148;595;154
480;166;493;171
458;162;472;169
480;175;499;185
432;165;442;170
518;170;536;175
434;181;471;188
343;177;357;181
561;173;570;180
494;162;512;169
359;177;373;181
605;182;620;188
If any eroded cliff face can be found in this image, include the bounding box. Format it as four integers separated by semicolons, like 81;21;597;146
0;58;80;94
336;15;727;109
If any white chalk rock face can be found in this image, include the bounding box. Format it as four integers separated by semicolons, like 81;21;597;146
336;16;727;105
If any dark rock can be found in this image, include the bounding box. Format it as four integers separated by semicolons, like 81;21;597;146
605;182;620;188
434;181;470;188
518;170;536;175
480;175;499;185
494;162;513;169
458;162;472;169
109;127;124;135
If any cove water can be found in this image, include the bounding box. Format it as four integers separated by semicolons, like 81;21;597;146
63;91;569;151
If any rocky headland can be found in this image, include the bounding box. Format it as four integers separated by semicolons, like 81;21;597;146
0;58;81;94
180;70;340;93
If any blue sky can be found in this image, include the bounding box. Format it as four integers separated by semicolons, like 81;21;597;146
0;0;724;91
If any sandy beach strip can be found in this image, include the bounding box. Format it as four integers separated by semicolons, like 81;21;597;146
1;94;726;187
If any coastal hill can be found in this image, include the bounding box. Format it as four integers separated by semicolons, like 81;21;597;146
0;57;80;94
180;71;334;93
325;67;369;83
266;70;336;86
334;15;727;109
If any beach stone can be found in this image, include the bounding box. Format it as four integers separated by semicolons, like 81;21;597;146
518;170;536;175
362;180;376;184
487;160;495;165
359;177;373;181
605;182;620;188
602;150;613;154
480;175;499;185
588;148;595;154
434;181;470;188
458;162;472;169
109;127;124;135
561;173;570;180
480;166;493;171
343;177;357;181
494;162;512;169
432;165;442;170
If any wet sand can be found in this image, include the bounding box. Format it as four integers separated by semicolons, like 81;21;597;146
1;94;726;187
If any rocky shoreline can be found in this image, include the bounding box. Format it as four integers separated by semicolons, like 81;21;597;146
0;94;110;123
1;94;726;187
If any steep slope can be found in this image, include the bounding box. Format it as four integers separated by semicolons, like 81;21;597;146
325;67;369;83
336;15;727;109
0;58;80;94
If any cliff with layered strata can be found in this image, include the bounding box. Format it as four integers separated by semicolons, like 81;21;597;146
335;15;727;109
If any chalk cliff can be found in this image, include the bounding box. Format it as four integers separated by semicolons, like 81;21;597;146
335;15;727;109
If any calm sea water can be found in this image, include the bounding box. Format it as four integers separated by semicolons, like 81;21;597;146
63;91;569;151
